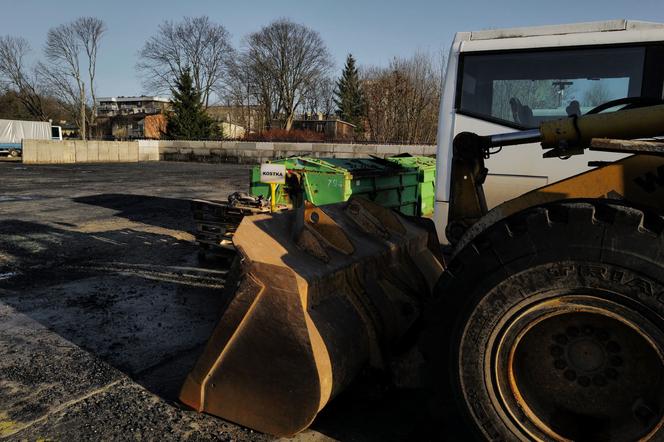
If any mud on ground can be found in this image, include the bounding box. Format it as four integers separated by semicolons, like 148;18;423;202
0;162;434;442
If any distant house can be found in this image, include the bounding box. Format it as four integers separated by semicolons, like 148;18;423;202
107;114;167;139
59;122;79;139
95;96;170;140
207;104;263;138
220;121;246;139
292;116;356;141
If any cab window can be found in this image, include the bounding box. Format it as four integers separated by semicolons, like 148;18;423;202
457;46;650;129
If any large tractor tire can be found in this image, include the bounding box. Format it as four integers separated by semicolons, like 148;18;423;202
433;199;664;441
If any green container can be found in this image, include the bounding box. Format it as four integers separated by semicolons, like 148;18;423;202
385;156;436;216
250;157;424;216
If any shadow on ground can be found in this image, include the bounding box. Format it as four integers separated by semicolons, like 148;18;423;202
0;204;441;441
73;193;194;232
310;375;436;441
0;218;227;403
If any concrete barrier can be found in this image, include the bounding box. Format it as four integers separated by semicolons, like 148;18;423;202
21;138;435;165
138;140;160;161
22;140;140;164
157;140;436;164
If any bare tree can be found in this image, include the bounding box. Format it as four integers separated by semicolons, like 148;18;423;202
301;76;335;118
227;51;281;131
73;17;105;127
244;19;333;130
220;56;271;133
42;23;86;138
583;82;611;107
492;80;561;122
362;52;443;144
41;17;105;139
137;16;233;107
0;36;47;119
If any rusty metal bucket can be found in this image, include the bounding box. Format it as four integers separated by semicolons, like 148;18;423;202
179;197;443;436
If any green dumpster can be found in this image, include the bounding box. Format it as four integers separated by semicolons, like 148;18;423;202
250;157;425;216
385;156;436;216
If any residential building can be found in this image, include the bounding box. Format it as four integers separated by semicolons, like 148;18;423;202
59;122;79;139
94;96;170;140
106;114;167;140
220;122;246;139
292;116;356;141
95;96;171;117
207;104;263;137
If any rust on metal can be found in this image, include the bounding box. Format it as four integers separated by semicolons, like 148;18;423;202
179;196;444;436
301;201;355;256
296;227;331;262
344;197;406;238
498;297;664;441
590;138;664;155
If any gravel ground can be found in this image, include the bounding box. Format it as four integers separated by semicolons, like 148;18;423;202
0;161;434;441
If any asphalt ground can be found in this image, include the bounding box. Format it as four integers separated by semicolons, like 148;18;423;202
0;161;434;441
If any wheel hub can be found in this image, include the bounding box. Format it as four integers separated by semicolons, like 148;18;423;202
551;325;625;388
566;337;605;372
491;295;664;441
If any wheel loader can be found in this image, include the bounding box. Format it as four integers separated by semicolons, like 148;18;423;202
179;21;664;441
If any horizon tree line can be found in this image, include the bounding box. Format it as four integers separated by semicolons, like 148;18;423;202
0;15;444;144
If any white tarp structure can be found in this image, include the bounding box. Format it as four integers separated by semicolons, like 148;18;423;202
0;119;51;143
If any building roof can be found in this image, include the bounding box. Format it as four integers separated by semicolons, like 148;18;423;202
96;95;170;103
456;19;664;53
295;118;356;128
468;20;664;41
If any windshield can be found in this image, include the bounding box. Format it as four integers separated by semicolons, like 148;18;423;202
457;46;647;129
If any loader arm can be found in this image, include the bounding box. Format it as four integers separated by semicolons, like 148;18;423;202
446;104;664;244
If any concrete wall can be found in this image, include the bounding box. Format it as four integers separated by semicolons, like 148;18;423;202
21;139;435;165
138;140;160;161
157;140;436;164
23;140;140;164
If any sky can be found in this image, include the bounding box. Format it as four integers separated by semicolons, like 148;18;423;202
3;0;664;99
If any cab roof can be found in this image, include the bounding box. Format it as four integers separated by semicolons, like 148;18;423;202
456;20;664;53
469;20;664;41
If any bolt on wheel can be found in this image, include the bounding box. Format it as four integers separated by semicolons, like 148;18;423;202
492;295;664;441
433;201;664;441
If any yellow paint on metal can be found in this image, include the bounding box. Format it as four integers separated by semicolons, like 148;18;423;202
497;154;664;217
540;105;664;149
270;183;277;213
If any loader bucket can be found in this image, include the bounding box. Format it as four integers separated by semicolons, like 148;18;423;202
179;197;444;436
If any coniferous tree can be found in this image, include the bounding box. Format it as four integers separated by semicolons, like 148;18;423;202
334;54;365;136
165;69;218;139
